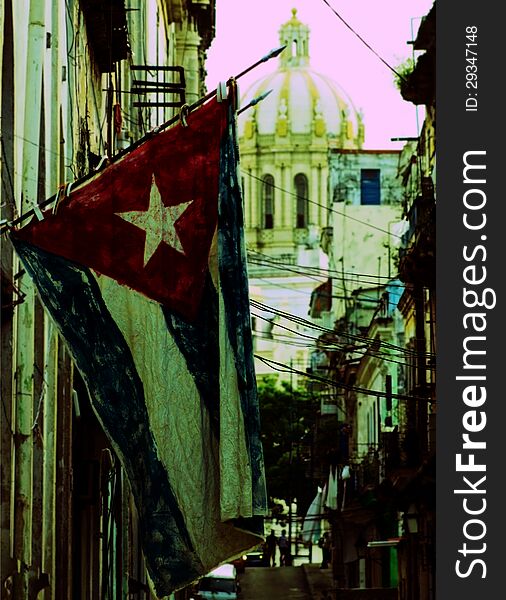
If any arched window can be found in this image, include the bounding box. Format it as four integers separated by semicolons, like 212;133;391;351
295;173;308;228
262;174;274;229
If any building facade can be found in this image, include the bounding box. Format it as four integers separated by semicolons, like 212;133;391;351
395;3;436;598
307;4;436;599
0;1;215;598
322;148;403;318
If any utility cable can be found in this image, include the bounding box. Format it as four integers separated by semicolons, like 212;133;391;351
247;253;431;305
248;248;403;283
247;261;395;303
255;355;430;403
320;0;408;82
251;315;431;372
246;172;403;239
251;311;430;370
251;298;435;359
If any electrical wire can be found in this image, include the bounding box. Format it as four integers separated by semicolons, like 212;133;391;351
1;131;75;168
247;253;431;305
246;173;403;240
255;355;429;403
248;248;401;282
251;328;422;372
251;310;430;371
252;342;422;382
247;248;410;289
251;298;434;359
0;134;19;219
0;164;45;190
253;308;435;373
319;0;408;82
248;262;393;303
252;339;421;375
249;262;403;308
249;276;327;298
249;256;327;285
253;331;318;349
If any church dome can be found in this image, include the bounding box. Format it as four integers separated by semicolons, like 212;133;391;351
238;9;364;147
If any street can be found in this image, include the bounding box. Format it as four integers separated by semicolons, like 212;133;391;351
239;566;311;600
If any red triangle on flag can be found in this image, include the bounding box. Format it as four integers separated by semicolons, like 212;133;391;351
13;99;229;320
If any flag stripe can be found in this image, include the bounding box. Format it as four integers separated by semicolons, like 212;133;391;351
162;274;220;436
218;110;267;515
11;239;203;594
12;99;227;320
98;271;262;575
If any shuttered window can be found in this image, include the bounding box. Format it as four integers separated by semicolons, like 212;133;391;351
360;169;381;205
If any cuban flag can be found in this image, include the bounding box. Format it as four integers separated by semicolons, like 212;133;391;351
11;97;267;596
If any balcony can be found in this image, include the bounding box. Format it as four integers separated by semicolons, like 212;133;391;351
398;185;435;288
400;50;435;106
294;227;309;245
188;0;216;50
400;178;434;245
81;0;130;72
400;3;435;107
348;428;426;501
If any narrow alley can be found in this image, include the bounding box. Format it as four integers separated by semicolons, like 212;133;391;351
239;566;311;600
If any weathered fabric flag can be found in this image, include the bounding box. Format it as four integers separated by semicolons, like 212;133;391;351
11;97;267;596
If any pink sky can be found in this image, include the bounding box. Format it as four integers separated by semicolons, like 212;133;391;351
206;0;434;149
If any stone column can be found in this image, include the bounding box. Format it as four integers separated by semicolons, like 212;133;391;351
320;163;328;226
175;19;201;105
279;163;285;228
246;166;253;228
283;163;291;229
250;165;258;229
310;162;319;226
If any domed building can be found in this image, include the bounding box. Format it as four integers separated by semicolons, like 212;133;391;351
239;10;402;387
239;8;364;255
239;9;365;384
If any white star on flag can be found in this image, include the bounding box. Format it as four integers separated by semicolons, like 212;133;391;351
116;175;193;267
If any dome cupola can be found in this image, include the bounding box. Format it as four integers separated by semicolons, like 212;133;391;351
239;9;364;148
279;8;310;69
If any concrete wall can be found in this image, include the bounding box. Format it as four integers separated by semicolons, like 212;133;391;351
326;150;403;322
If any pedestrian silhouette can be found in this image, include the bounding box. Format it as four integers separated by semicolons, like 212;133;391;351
264;530;277;566
277;529;289;566
319;532;332;569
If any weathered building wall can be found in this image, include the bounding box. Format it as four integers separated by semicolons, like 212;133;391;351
0;1;215;597
326;150;403;322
